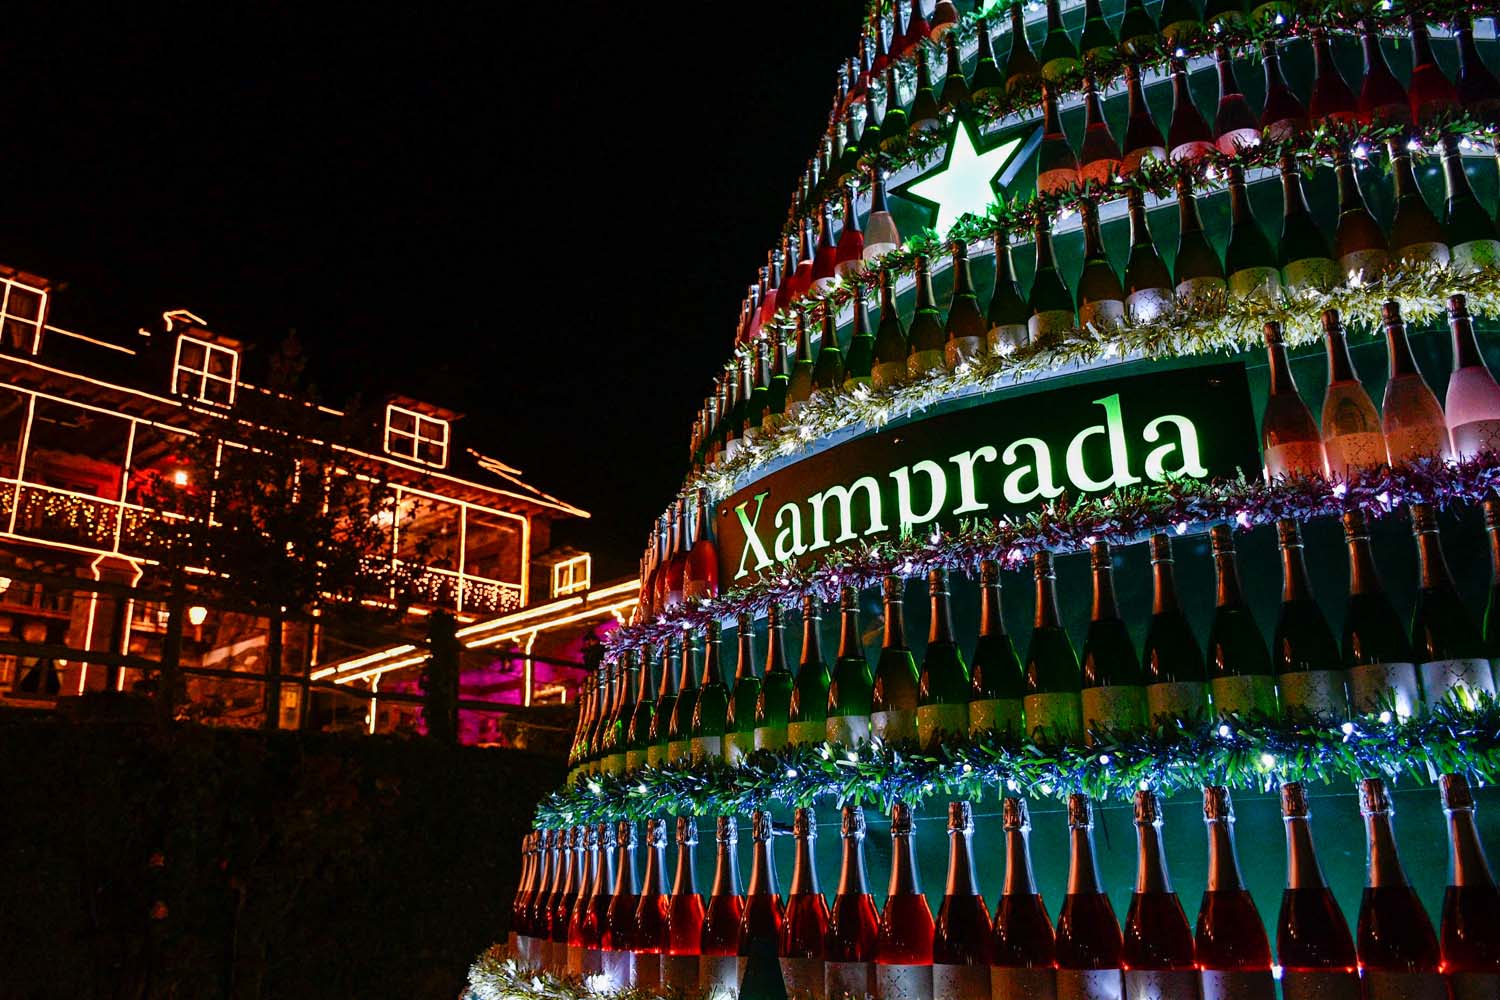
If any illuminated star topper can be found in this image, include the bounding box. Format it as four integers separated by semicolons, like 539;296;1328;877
898;119;1038;238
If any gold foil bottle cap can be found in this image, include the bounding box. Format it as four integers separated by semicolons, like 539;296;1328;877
715;815;738;845
1360;778;1391;816
1148;533;1173;563
1321;308;1342;335
616;821;638;848
1067;793;1093;829
1281;782;1310;819
766;603;783;628
1033;550;1054;577
1382;299;1403;326
1089;541;1112;570
1449;293;1470;318
737;611;753;632
841;805;866;839
840;585;858;610
883;575;904;602
582;825;598;850
1203;785;1234;822
751;810;774;842
793;807;817;838
1133;790;1162;825
676;816;698;846
596;821;611;844
928;568;948;596
948;801;975;834
1276;518;1302;548
1440;773;1475;811
890;800;914;835
645;818;667;848
980;559;1000;585
1342;509;1369;541
1001;796;1030;831
1209;523;1235;554
1411;503;1438;534
1263;320;1285;347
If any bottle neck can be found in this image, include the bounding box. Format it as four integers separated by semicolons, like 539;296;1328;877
837;604;861;659
1034;571;1062;629
1229;179;1253;226
1178;189;1201;235
1128;197;1151;249
884;597;907;648
1135;822;1173;894
1217;53;1240;97
1411;19;1437;66
1282;166;1308;217
1003;827;1039;896
790;833;820;895
1264;49;1290;90
929;588;955;643
946;828;980;896
1442;146;1474;204
710;837;741;898
641;841;666;895
702;633;723;687
979;583;1004;637
1451;308;1488;371
1280;541;1315;603
1067;826;1103;895
1325;325;1359;383
1153;559;1180;615
1126;68;1147;117
1385;316;1421;379
887;831;922;896
914;259;935;310
1392;152;1420;201
836;831;870;896
1417;531;1455;592
1084;87;1106;127
747;837;777;896
1091;562;1121;621
952;250;974;296
1448;808;1497;889
1336;160;1363;214
1266;340;1296;396
672;839;698;896
736;630;754;682
1347;536;1383;596
1285;816;1327;889
1171;68;1192;111
612;843;638;897
1205;820;1246;891
1365;813;1408;888
1034;223;1056;271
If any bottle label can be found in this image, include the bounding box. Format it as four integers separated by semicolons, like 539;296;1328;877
661;953;700;992
600;753;625;777
780;956;823;998
1216;129;1260;156
827;713;870;747
785;719;825;747
1028;309;1074;345
1078;299;1125;332
1448;972;1500;1000
1168;140;1216;163
917;702;971;748
1037;167;1078;197
1324;432;1387;479
1125;287;1172;325
947;336;985;369
1080;684;1146;737
987;324;1029;356
1452;238;1500;273
1396;242;1451;267
624;749;648;773
752;725;788;752
1264;441;1326;479
1385;424;1452;464
581;946;604;978
992;965;1058;999
933;961;993;999
699;954;740;1000
1023;691;1083;743
1419;658;1497;708
826;960;874;999
1282;257;1340;294
1124;968;1199;999
969;697;1024;739
872;361;907;390
689;735;722;765
1174;275;1226;305
870;708;916;744
1054;966;1124;999
1348;661;1420;718
647;743;668;769
1358;970;1447;1000
1279;969;1362;1000
1146;681;1208;725
668;739;693;764
1210;674;1278;720
1451;418;1500;460
1228;266;1282;302
877;962;935;1000
1338;249;1388;283
565;943;586;977
1121;146;1167;176
1199;969;1278;1000
1277;670;1349;718
721;731;749;767
598;949;637;992
635;952;663;990
909;348;946;379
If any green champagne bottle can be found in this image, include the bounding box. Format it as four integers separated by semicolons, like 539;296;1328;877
1206;525;1276;721
1440;136;1500;273
1278;154;1339;295
1273;519;1350;720
1003;1;1042;99
969;17;1005;103
724;612;760;766
690;621;730;765
786;309;816;418
1039;0;1080;84
1124;187;1172;324
872;575;921;744
1224;164;1281;303
762;332;790;437
1143;532;1211;725
1173;176;1225;304
667;635;699;763
1076;197;1124;332
788;594;832;747
827;585;875;747
906;253;946;378
625;645;658;773
753;604;794;752
1028;212;1075;344
1332;151;1389;283
1204;0;1245;31
1387;139;1450;267
880;64;908;154
647;638;681;768
1024;550;1084;742
943;240;986;370
745;336;771;443
1156;0;1202;47
843;279;876;392
1341;510;1420;719
607;651;642;776
1117;0;1157;58
969;558;1026;738
1410;503;1496;709
917;568;971;749
1078;0;1116;65
909;46;941;132
1080;541;1147;741
812;303;846;396
938;29;970;114
587;659;614;775
988;232;1030;355
871;267;909;390
599;656;630;777
1036;82;1079;197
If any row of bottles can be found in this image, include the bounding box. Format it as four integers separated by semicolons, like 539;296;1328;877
703;142;1499;475
512;775;1499;1000
810;5;1500;216
635;489;720;624
571;501;1499;779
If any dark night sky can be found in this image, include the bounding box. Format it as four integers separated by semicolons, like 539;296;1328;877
2;1;865;579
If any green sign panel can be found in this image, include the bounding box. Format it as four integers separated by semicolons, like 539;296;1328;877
717;363;1261;583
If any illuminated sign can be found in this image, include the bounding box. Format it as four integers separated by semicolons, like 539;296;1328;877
897;119;1038;237
717;364;1261;581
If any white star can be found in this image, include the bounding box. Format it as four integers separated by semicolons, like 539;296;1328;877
902;123;1024;238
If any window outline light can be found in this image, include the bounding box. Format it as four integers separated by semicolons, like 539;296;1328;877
172;334;239;407
0;276;51;355
551;553;591;597
383;404;450;469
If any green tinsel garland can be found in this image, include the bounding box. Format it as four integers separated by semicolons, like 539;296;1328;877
699;260;1500;501
467;951;683;1000
537;696;1500;827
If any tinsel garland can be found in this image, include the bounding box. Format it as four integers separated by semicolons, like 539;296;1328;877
823;0;1496;227
466;951;678;1000
536;696;1500;827
698;261;1500;501
624;454;1498;656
